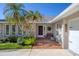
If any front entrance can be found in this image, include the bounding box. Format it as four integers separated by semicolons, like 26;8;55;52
38;26;43;37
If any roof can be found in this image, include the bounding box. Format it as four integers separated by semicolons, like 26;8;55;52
32;16;55;23
49;3;79;23
0;19;5;21
0;19;6;23
41;16;55;23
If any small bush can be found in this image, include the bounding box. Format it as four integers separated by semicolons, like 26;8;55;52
23;37;36;45
24;39;32;45
0;38;9;43
17;37;24;45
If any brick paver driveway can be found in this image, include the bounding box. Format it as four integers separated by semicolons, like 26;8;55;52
0;49;73;56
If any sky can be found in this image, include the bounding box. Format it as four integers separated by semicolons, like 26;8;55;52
0;3;71;19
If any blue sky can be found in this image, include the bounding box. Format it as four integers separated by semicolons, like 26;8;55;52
0;3;71;19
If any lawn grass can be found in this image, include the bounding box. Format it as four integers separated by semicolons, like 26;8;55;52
0;43;32;50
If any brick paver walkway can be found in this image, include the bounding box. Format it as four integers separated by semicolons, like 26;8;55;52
33;39;62;49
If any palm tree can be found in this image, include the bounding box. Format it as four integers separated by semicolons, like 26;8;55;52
25;10;42;37
26;10;42;21
4;4;42;37
4;3;26;32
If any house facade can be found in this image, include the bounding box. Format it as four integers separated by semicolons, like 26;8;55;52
0;16;54;38
0;3;79;55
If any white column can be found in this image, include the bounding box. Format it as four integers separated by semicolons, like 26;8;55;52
4;24;6;37
15;25;18;36
44;24;46;36
34;23;36;37
22;25;23;36
9;24;12;36
45;23;48;35
62;19;68;49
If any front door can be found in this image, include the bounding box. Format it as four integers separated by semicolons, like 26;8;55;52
38;26;43;37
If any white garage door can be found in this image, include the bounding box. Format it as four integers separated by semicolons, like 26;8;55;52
69;18;79;55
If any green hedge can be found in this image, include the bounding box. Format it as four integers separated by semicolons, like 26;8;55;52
0;43;32;49
0;43;21;49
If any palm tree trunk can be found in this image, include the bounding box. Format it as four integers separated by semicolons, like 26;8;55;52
17;17;23;36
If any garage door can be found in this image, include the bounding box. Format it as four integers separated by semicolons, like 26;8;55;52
69;19;79;55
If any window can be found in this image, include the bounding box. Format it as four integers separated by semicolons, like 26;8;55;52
47;26;51;31
12;25;16;35
18;25;22;35
6;25;9;35
65;24;68;32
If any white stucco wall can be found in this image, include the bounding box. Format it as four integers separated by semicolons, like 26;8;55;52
52;19;69;49
52;20;63;44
